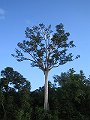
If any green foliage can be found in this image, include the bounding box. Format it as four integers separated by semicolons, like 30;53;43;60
53;68;90;120
12;23;78;73
35;107;59;120
0;67;31;92
0;67;90;119
0;67;32;120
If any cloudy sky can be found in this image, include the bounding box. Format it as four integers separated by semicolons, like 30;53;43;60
0;0;90;90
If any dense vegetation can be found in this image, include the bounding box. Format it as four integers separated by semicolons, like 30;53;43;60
0;67;90;120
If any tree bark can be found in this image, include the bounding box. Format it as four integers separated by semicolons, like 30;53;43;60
2;103;7;120
44;71;49;111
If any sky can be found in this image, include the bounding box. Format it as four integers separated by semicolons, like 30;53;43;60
0;0;90;91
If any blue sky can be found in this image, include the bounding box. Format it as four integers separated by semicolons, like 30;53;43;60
0;0;90;90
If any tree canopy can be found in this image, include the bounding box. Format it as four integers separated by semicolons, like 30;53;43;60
0;67;31;92
12;23;79;73
0;67;90;119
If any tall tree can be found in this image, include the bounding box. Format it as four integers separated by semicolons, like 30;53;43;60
12;23;79;110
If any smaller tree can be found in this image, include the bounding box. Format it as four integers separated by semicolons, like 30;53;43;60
0;67;31;120
12;23;79;110
54;69;90;119
0;67;31;92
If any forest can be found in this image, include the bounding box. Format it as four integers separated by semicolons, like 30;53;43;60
0;67;90;120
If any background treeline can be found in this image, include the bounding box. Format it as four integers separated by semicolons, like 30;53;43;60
0;67;90;120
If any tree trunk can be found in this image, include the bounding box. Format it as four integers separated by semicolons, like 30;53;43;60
2;103;7;120
44;71;49;111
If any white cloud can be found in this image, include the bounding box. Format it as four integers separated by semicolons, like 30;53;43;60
0;8;5;20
